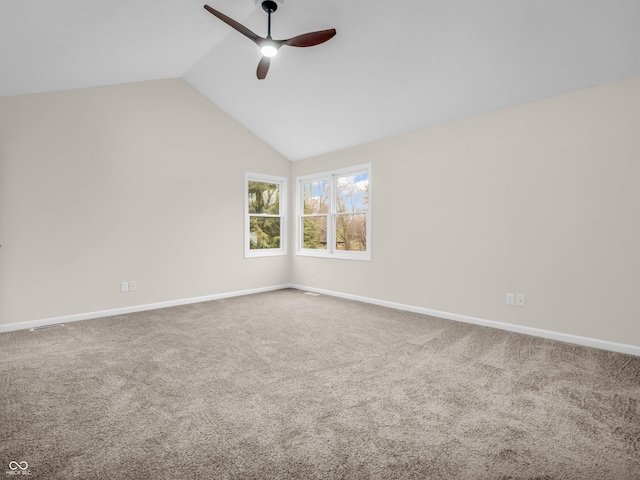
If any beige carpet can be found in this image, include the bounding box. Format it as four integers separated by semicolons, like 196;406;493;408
1;289;639;479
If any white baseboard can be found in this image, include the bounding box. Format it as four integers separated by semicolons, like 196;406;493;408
0;284;292;333
290;284;640;357
4;283;638;357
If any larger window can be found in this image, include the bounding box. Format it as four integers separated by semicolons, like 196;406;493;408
297;164;370;260
245;173;286;257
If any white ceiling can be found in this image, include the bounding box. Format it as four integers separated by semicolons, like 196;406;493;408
2;0;640;161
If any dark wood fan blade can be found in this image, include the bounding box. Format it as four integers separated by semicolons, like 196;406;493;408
204;5;264;46
257;56;270;80
282;29;336;47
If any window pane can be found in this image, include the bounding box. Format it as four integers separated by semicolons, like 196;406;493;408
336;173;368;213
249;216;281;249
335;214;366;251
248;181;279;214
303;216;327;249
303;180;329;214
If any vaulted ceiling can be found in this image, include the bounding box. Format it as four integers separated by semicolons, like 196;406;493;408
2;0;640;160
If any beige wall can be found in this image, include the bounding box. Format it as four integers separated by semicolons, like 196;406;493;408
291;76;640;347
2;76;639;348
0;79;290;325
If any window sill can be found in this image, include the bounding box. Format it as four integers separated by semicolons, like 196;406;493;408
296;250;371;261
245;250;287;258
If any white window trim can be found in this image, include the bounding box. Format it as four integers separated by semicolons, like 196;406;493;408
296;163;371;261
245;172;287;258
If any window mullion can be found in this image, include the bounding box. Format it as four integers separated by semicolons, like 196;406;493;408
328;174;336;254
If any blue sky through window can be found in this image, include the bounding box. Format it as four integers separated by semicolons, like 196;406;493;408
304;172;368;213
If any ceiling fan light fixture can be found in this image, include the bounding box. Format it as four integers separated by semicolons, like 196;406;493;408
261;43;278;57
203;3;336;79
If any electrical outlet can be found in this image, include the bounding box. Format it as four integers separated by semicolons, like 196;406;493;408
516;294;526;307
506;293;515;306
129;281;137;292
310;268;315;277
121;281;129;292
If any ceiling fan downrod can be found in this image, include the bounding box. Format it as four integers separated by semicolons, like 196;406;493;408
262;1;277;37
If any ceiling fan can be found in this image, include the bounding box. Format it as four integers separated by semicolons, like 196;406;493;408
204;1;336;79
